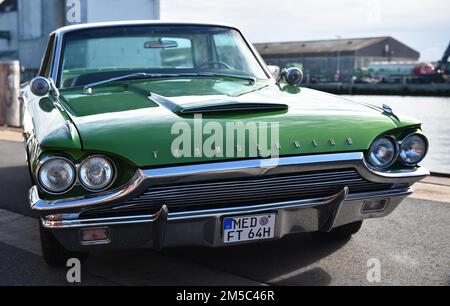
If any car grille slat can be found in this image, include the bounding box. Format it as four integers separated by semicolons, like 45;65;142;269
80;168;393;218
133;178;365;200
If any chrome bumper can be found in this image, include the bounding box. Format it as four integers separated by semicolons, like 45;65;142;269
42;187;412;251
28;152;428;251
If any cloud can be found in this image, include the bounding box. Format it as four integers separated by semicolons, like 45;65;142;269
161;0;450;61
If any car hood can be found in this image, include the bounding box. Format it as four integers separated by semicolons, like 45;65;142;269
57;78;415;167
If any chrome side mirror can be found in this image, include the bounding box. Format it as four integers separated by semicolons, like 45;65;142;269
30;77;59;97
267;65;280;79
277;67;304;86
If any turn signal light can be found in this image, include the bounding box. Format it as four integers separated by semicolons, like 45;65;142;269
362;200;388;213
80;227;110;243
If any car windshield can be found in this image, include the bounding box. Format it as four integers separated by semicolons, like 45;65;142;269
59;25;269;88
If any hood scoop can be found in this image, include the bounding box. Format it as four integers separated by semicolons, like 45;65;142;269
149;92;288;115
180;102;288;114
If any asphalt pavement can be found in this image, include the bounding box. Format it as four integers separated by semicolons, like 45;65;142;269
0;134;449;286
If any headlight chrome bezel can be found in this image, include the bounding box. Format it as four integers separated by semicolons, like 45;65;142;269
37;155;116;195
367;135;399;170
367;132;429;170
37;156;77;194
78;155;116;192
398;133;429;166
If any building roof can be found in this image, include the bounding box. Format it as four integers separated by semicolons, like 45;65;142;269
254;36;394;55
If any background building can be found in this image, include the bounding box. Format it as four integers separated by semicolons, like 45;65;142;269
0;0;160;81
254;36;420;82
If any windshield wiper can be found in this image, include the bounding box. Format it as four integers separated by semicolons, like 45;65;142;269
83;72;182;94
193;73;256;85
83;72;257;94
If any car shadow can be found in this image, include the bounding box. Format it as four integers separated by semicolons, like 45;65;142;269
163;233;349;286
86;233;348;286
0;165;34;217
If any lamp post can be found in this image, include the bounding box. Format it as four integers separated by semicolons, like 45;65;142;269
336;35;342;81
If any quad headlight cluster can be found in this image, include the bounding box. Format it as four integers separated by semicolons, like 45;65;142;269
367;133;428;169
38;155;115;194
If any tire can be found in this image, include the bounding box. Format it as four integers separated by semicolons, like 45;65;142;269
327;221;363;239
39;222;88;267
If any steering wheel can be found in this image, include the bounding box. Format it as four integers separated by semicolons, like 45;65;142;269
198;61;233;69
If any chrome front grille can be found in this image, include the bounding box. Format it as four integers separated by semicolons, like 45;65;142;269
81;168;393;218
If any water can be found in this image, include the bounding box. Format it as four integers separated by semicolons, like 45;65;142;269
341;95;450;174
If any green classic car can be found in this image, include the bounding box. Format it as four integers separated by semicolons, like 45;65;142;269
22;21;429;266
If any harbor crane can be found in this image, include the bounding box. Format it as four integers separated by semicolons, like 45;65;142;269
437;41;450;75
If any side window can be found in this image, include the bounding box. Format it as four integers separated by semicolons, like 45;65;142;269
38;35;56;77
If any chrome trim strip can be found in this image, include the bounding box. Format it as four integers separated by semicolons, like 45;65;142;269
41;187;413;229
168;192;340;221
30;170;146;211
30;152;428;212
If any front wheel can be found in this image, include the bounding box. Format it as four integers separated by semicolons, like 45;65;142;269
39;222;88;267
326;221;363;239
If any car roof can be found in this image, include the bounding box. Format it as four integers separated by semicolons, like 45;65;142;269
52;20;239;36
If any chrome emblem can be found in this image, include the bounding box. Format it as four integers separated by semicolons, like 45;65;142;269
152;151;158;159
382;104;393;114
259;216;269;226
312;140;318;147
329;139;336;146
347;138;353;145
294;141;300;149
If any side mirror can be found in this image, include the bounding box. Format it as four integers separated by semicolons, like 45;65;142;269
277;67;304;86
30;77;59;97
30;77;51;96
267;65;280;79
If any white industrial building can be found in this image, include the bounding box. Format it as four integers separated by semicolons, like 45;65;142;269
0;0;160;80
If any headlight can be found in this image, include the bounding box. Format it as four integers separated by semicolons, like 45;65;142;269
79;156;114;191
38;157;76;193
399;134;428;165
368;136;397;168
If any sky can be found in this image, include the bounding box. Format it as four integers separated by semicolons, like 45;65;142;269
161;0;450;62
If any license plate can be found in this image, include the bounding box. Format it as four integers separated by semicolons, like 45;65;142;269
223;214;276;244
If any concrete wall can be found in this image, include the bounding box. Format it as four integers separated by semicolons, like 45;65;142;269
66;0;160;24
0;10;18;59
17;0;65;80
86;0;159;22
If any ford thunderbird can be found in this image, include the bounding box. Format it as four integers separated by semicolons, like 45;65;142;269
22;21;429;266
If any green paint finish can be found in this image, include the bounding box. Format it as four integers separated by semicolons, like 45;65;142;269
25;96;82;151
60;87;159;117
48;78;421;168
23;76;424;199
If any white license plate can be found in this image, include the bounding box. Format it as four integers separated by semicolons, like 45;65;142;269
223;214;276;244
